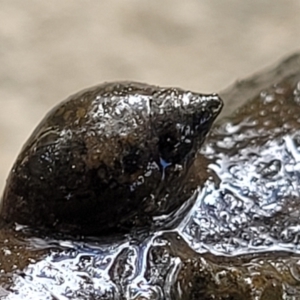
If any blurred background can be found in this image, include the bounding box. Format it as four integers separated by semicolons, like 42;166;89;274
0;0;300;192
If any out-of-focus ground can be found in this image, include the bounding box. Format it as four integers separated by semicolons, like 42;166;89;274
0;0;300;192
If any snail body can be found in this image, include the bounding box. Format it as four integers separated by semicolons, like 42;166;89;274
0;82;222;235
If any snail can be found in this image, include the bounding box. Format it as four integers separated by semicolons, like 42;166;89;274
0;82;222;235
1;55;300;299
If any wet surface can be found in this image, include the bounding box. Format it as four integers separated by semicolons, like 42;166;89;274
1;54;300;299
184;76;300;256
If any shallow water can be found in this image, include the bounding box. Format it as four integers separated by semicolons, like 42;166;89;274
2;54;300;299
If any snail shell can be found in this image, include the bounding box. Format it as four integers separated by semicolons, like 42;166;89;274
0;82;222;235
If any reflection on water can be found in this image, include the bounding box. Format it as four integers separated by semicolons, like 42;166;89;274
183;110;300;256
2;54;300;299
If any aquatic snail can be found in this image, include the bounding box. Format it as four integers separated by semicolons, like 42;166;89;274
0;82;223;235
2;55;300;299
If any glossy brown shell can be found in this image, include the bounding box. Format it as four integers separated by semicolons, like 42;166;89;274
0;82;222;235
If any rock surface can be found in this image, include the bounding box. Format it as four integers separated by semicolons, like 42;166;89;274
1;54;300;299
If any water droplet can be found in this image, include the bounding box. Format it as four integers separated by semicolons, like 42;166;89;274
290;261;300;282
257;159;281;178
